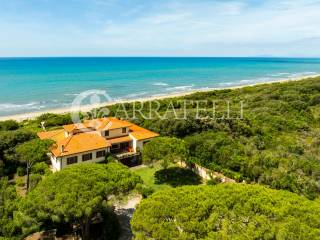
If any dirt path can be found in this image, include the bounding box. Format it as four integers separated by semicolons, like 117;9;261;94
114;195;142;240
130;164;147;171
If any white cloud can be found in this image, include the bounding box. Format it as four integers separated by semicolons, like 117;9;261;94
0;0;320;56
85;0;317;55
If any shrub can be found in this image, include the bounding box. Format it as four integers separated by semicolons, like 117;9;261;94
29;174;42;190
154;167;202;187
15;178;25;187
310;95;320;106
135;183;154;198
0;129;36;153
36;113;72;128
31;162;50;175
0;120;19;131
16;167;26;176
0;178;20;238
206;177;221;185
106;155;118;163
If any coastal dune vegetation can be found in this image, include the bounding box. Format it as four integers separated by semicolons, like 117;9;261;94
114;77;320;199
0;77;320;239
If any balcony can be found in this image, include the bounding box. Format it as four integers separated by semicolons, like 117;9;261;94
115;151;140;160
113;149;141;167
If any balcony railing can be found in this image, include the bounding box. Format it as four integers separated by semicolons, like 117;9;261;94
115;151;140;160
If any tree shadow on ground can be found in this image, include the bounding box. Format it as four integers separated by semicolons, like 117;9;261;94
154;167;202;187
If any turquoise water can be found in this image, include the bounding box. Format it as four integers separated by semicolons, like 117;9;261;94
0;57;320;116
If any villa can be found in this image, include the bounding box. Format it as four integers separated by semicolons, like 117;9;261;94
37;117;159;171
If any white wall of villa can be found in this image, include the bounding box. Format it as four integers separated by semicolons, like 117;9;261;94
132;137;137;151
130;135;151;152
103;127;129;139
66;127;130;140
51;147;110;171
50;155;61;172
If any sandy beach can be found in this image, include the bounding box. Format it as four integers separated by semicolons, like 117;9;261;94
1;74;319;122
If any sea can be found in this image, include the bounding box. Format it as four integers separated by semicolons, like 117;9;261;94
0;57;320;117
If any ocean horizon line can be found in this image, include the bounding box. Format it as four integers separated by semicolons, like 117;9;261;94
1;56;320;59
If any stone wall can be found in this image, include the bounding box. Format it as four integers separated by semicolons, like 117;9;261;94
178;161;236;183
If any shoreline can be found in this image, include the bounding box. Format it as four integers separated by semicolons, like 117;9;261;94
1;74;319;122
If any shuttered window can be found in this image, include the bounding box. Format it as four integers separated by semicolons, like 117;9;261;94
82;153;92;161
96;150;106;158
66;156;78;165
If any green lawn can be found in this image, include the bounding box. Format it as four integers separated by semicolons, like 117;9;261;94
131;163;202;192
131;164;173;192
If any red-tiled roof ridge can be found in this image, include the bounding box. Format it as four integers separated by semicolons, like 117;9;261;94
63;117;133;132
59;134;73;150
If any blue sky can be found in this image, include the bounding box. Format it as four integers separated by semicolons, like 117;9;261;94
1;0;320;57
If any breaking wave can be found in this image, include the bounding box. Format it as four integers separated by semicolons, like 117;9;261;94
152;82;169;86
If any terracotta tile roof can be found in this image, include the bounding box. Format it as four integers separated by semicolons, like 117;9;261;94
94;117;132;130
63;124;76;132
129;124;159;140
38;118;158;157
63;117;132;132
63;122;93;132
108;136;132;145
38;129;110;157
37;129;65;142
52;132;111;157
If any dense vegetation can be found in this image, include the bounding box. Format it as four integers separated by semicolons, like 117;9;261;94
142;137;187;169
0;163;141;240
114;77;320;199
0;113;73;178
0;178;20;238
16;138;54;191
1;77;320;239
131;184;320;240
0;128;36;177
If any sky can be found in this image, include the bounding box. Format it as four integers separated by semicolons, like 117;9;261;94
1;0;320;57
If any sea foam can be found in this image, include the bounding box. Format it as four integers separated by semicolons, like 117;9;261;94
152;82;169;86
166;85;194;91
0;102;41;111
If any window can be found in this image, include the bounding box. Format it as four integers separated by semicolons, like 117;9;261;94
82;153;92;161
120;142;129;149
122;127;126;133
66;156;78;165
111;144;119;149
104;130;109;137
96;150;106;158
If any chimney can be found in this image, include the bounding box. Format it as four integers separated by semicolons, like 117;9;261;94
41;121;46;131
61;145;65;153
